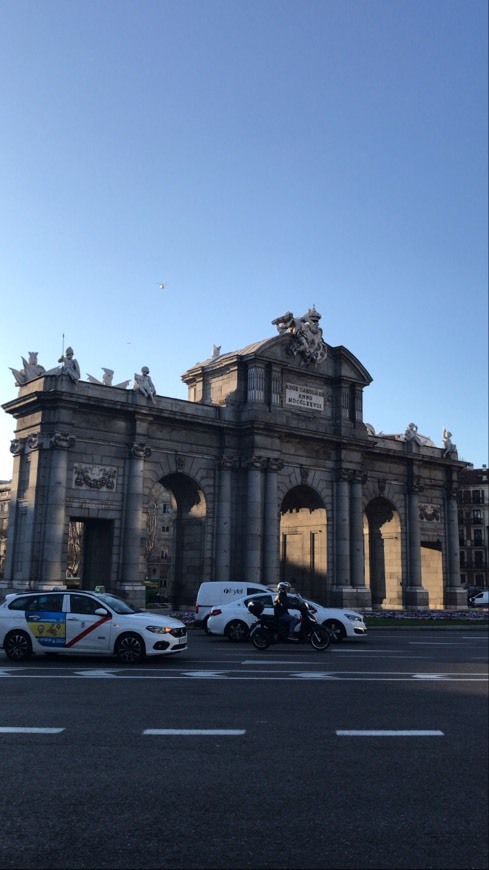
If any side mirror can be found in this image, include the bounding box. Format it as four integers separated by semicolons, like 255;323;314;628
94;607;110;616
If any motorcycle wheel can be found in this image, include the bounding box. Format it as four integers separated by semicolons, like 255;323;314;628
251;627;270;650
309;625;331;651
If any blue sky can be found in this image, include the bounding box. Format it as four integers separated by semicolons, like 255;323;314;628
0;0;487;480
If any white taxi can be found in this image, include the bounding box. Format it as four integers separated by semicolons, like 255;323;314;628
0;590;187;663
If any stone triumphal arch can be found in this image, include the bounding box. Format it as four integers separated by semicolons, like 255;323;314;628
2;306;466;610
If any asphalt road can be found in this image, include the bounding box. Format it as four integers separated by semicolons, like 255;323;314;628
0;628;488;870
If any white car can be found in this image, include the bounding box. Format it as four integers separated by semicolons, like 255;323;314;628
206;592;367;642
0;590;188;663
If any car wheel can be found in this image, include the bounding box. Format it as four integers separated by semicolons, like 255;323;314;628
5;630;33;662
115;633;146;664
203;617;211;635
224;620;250;642
323;619;346;642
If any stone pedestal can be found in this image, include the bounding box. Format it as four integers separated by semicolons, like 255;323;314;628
405;586;430;608
444;587;468;609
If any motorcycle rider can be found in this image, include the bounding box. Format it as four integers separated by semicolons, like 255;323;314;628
273;581;299;638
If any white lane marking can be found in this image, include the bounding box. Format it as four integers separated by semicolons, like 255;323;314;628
293;673;339;679
336;730;444;737
143;729;245;736
0;671;485;681
0;727;64;734
74;670;119;677
0;670;14;676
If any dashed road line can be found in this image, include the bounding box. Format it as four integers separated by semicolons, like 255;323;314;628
143;729;245;736
336;730;444;737
0;727;64;734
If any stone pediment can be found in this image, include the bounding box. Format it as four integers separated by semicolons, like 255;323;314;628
182;331;373;436
186;333;372;387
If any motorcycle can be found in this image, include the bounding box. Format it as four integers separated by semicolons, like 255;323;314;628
247;595;331;651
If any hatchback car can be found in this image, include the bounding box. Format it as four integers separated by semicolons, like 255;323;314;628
206;592;367;642
0;590;188;663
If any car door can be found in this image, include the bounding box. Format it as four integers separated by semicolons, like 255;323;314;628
64;593;112;653
23;594;66;651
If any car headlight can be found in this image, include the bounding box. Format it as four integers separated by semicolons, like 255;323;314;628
146;625;173;634
347;614;364;622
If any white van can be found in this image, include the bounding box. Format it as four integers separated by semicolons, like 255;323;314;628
469;590;489;607
195;581;273;628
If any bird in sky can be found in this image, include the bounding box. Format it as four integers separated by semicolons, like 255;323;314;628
156;281;166;289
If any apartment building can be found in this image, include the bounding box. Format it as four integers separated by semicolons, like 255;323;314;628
458;466;489;593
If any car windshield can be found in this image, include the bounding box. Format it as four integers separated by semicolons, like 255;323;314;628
95;594;137;615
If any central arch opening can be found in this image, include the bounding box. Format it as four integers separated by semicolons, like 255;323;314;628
280;485;327;602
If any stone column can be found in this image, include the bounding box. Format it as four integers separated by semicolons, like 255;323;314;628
405;474;429;607
445;486;466;608
2;438;25;587
349;471;371;607
335;469;351;588
245;455;266;582
215;455;239;580
263;458;284;585
122;442;151;584
44;431;76;585
350;471;366;588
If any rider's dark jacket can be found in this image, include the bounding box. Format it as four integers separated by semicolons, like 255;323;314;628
273;590;290;618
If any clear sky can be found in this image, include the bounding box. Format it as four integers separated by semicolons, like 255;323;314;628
0;0;487;480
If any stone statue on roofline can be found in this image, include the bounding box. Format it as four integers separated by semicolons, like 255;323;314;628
442;426;458;458
9;352;46;385
272;305;328;367
56;347;81;383
402;422;435;447
87;367;130;389
134;366;156;402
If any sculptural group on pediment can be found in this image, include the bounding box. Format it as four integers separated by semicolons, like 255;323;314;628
272;305;328;367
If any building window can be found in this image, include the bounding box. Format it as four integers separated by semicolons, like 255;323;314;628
474;551;484;568
473;528;483;546
472;510;482;524
459;530;465;546
460;552;466;569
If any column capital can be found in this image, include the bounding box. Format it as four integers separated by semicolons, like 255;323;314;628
130;442;151;459
50;431;76;450
10;438;23;455
409;476;424;494
221;454;240;470
352;470;368;485
26;433;41;451
268;457;284;473
243;455;268;471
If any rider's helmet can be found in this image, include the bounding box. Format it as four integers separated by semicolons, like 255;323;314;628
277;581;291;592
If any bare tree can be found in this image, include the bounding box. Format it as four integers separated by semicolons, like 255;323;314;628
67;521;84;577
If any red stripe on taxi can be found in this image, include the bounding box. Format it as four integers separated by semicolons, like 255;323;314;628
65;615;112;647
